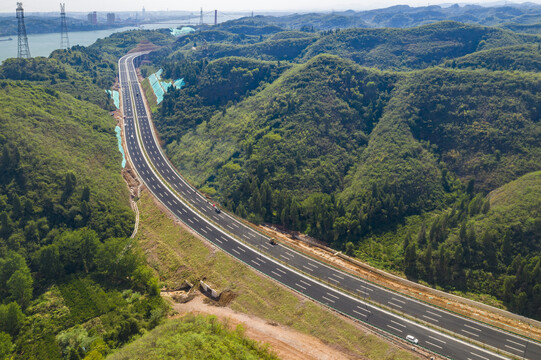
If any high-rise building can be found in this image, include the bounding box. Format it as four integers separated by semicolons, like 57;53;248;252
107;13;115;25
87;11;97;25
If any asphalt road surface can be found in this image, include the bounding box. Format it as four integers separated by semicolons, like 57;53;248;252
119;52;540;360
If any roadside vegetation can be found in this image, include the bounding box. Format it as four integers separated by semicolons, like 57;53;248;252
107;314;279;360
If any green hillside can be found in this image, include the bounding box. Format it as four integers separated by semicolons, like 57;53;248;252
300;21;540;70
442;43;541;72
151;20;541;316
0;78;165;359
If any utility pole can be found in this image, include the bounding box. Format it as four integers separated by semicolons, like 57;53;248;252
16;2;31;58
60;3;70;49
199;8;203;25
214;9;217;25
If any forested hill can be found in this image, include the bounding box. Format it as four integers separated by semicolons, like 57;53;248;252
299;22;540;70
0;30;175;359
177;20;541;70
151;19;541;317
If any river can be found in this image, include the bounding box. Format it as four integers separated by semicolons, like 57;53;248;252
0;17;240;63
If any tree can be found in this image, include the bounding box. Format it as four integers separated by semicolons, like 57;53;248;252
57;228;100;274
61;171;77;203
95;238;141;284
0;332;13;360
81;186;90;203
36;244;64;280
0;212;13;239
0;302;24;336
7;267;33;308
404;235;418;278
344;241;355;256
0;251;27;298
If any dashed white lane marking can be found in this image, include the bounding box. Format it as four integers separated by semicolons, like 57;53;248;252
391;297;406;304
422;315;439;323
428;336;446;344
355;305;370;313
426;310;442;318
469;352;489;360
506;339;525;347
326;292;339;299
426;341;442;349
231;248;240;255
220;236;229;242
271;270;281;278
251;260;261;266
237;247;246;253
302;265;314;272
295;283;306;290
388;302;402;309
299;280;312;287
280;254;291;261
276;268;286;274
187;218;194;224
461;329;480;337
331;273;344;280
464;324;482;332
322;296;335;303
386;325;402;333
505;345;523;353
356;289;369;296
390;320;406;328
353;310;367;317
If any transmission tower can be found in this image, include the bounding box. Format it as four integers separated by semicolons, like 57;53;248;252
200;8;203;25
60;3;69;49
16;2;31;58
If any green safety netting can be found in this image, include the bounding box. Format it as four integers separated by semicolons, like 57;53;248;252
148;69;184;104
106;89;120;108
115;126;126;168
170;27;196;36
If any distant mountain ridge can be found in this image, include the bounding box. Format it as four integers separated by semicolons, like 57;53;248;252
257;3;541;30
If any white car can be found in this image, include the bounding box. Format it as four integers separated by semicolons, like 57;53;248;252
406;335;419;344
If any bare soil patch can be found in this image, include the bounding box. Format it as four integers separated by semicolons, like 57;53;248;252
166;294;357;360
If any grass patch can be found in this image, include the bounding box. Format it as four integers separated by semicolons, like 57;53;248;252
107;314;278;360
141;77;158;114
136;191;418;360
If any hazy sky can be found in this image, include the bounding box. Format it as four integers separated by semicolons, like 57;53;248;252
1;0;540;14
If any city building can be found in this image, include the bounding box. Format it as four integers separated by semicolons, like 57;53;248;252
107;13;115;25
87;11;97;25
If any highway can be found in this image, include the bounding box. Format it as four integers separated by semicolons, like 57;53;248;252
119;52;540;360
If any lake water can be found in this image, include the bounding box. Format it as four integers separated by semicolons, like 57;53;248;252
0;18;235;63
